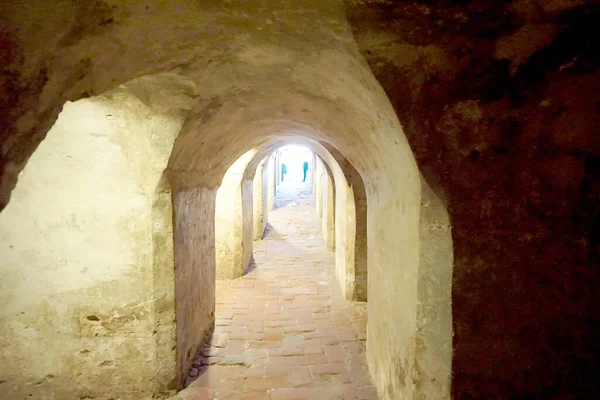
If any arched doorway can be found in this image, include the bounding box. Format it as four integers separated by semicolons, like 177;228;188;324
0;48;453;400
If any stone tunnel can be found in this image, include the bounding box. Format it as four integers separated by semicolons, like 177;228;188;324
0;1;598;399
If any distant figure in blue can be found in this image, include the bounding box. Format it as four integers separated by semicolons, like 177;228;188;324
281;163;287;181
303;161;309;182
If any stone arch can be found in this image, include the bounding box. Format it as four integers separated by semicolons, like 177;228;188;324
218;137;370;307
215;149;257;279
1;44;454;400
0;73;198;398
319;146;368;302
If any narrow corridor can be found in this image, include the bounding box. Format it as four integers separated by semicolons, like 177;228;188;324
184;184;377;400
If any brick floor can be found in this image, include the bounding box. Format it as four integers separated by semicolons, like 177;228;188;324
185;182;376;400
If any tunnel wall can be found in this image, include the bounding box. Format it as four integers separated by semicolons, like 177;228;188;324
333;164;356;301
326;147;368;302
415;176;454;399
0;92;187;399
313;148;367;303
312;154;319;200
315;159;324;218
347;2;600;398
241;177;254;272
321;162;336;251
253;159;266;240
172;187;217;389
0;2;447;398
261;159;269;235
215;151;256;279
267;157;276;212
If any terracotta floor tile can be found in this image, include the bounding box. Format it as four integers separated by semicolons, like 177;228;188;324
245;375;290;391
290;366;311;388
185;186;375;399
269;387;311;400
243;390;269;400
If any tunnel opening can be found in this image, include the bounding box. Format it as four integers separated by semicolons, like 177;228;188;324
1;0;594;397
184;139;375;397
272;145;314;210
0;68;454;399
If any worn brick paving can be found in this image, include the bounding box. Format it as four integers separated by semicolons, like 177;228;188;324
184;182;377;400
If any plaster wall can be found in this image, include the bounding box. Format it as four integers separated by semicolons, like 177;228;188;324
351;171;368;303
315;159;324;218
327;147;368;302
252;160;266;240
321;165;336;251
172;187;217;389
312;154;318;201
241;177;254;273
333;167;356;301
0;2;433;398
0;79;193;399
313;149;366;303
215;150;257;279
367;188;421;400
414;177;453;399
261;160;269;235
267;157;275;212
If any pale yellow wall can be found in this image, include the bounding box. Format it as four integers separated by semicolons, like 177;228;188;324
241;177;254;274
335;173;356;301
315;159;324;218
324;146;368;302
367;179;421;400
0;74;196;399
321;163;336;251
415;177;453;399
261;159;269;234
252;159;266;240
312;154;318;200
0;1;453;397
267;156;275;212
215;150;257;279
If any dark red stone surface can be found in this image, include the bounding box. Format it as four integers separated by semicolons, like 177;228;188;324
347;1;600;398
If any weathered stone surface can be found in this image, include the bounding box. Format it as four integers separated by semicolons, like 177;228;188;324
0;76;195;398
346;0;600;398
215;150;257;280
1;0;596;399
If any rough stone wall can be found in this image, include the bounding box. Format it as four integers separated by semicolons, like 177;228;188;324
347;0;600;397
0;86;188;399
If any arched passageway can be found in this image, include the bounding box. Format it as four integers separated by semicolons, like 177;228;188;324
185;145;377;398
2;1;598;399
0;3;454;395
